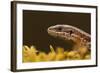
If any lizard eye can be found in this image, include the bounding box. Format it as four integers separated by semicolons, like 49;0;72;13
57;27;62;31
69;30;73;35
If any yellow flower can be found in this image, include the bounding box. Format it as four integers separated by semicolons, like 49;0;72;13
50;45;55;52
47;52;56;61
46;45;56;61
67;51;81;60
55;47;65;61
23;45;38;62
36;52;47;61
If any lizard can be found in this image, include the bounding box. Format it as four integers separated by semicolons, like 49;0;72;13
47;24;91;57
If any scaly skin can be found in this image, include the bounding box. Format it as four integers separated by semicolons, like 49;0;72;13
47;24;91;51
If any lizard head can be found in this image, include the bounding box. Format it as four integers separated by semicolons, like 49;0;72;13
47;24;90;42
47;24;76;40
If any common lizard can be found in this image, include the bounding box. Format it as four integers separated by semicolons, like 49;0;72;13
47;24;91;55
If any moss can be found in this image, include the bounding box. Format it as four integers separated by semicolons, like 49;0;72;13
22;45;91;62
